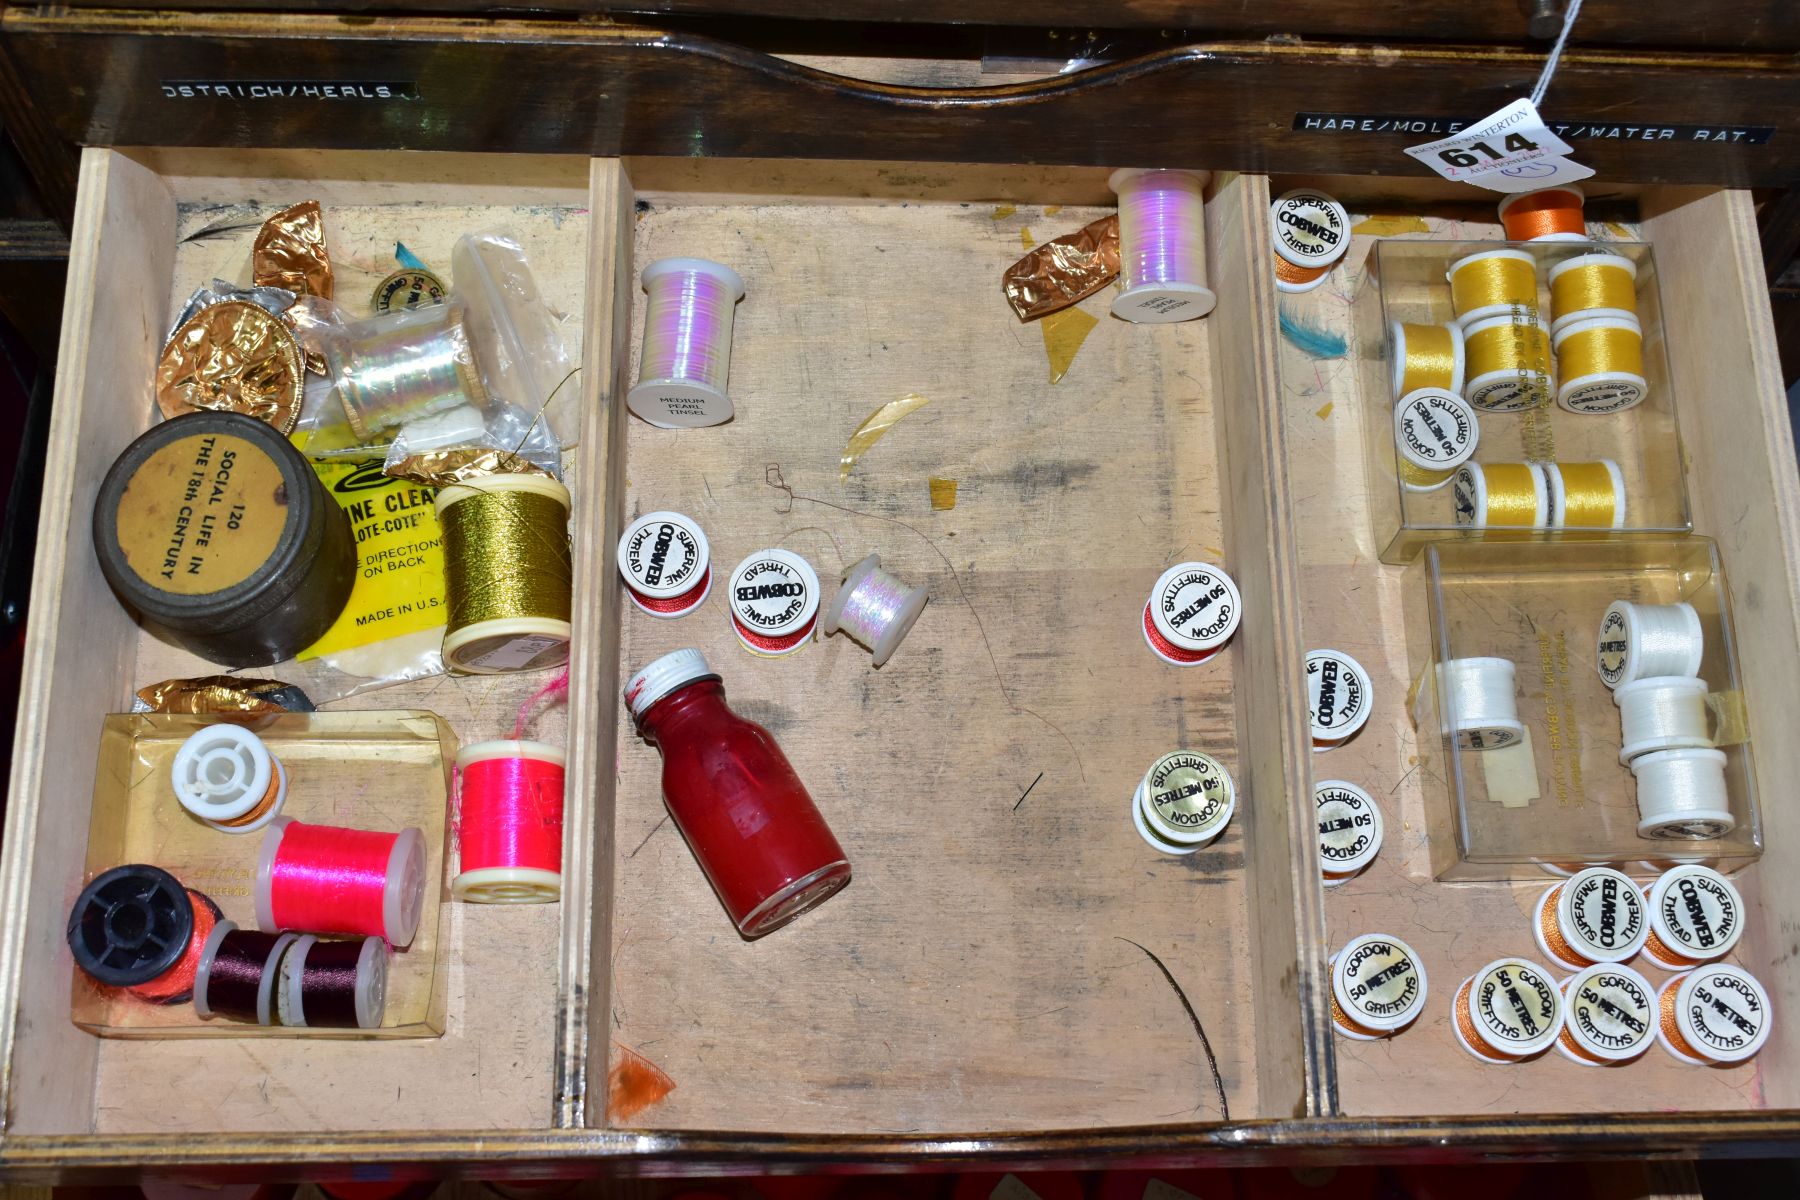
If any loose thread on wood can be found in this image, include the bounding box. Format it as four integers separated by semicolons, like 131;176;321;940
1014;771;1044;812
626;814;670;860
1116;936;1229;1121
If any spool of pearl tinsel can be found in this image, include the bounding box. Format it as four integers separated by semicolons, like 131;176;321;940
1614;676;1712;764
1596;600;1704;688
1437;657;1524;751
627;258;745;428
820;554;928;668
1108;168;1216;323
1632;746;1733;840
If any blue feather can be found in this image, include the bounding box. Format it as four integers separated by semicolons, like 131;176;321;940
1279;303;1348;359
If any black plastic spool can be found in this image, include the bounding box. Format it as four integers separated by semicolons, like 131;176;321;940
66;864;194;988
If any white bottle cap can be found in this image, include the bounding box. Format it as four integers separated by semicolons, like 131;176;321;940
1331;934;1427;1036
1315;780;1383;882
1659;964;1771;1065
1553;316;1648;413
618;510;712;616
1454;957;1564;1061
1389;320;1467;400
171;724;288;834
1307;649;1374;748
1147;562;1242;658
1644;864;1743;965
1270;189;1350;269
1136;750;1235;847
1394;388;1480;474
1557;964;1656;1064
624;647;716;722
1535;867;1649;968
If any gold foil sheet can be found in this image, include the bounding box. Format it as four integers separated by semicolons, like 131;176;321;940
384;448;554;487
1003;215;1119;322
155;299;307;432
134;676;315;716
253;200;335;300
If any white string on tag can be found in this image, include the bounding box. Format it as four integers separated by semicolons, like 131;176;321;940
1529;0;1586;108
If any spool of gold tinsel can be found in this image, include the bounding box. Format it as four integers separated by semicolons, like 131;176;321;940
434;474;573;674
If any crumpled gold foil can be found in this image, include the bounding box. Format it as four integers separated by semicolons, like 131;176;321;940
1003;214;1120;322
133;676;315;716
253;200;334;300
384;448;553;487
155;299;307;432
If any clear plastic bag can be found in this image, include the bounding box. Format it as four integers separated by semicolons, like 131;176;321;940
452;230;579;446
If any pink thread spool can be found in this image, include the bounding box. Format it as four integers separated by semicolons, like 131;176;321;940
453;739;565;903
1108;168;1216;323
628;257;745;429
254;818;427;947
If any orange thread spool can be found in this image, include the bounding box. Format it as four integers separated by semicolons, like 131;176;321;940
1274;255;1330;292
1497;187;1587;242
1454;976;1525;1063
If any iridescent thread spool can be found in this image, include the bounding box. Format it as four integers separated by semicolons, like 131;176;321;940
1557;964;1657;1066
255;817;428;947
436;474;574;674
1448;248;1539;327
628;257;746;428
1462;314;1553;411
1542;459;1626;529
277;934;388;1029
821;553;928;668
1307;648;1373;752
1615;676;1712;763
1549;252;1638;334
1108;168;1216;322
1389;320;1467;399
329;300;486;442
1641;864;1743;969
171;724;288;834
1130;750;1236;855
1329;934;1427;1040
1453;462;1548;530
1394;387;1479;493
1632;746;1733;841
1597;599;1704;689
1143;562;1242;666
727;548;821;657
1496;185;1587;242
1553;317;1647;413
453;739;565;903
1316;780;1383;887
65;865;221;1005
617;510;712;619
194;925;296;1024
1656;965;1770;1065
1451;957;1564;1063
1435;656;1524;751
1533;866;1649;972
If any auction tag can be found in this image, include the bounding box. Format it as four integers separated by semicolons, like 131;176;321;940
1404;98;1595;193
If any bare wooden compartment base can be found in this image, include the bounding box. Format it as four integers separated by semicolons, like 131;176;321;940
3;151;1799;1175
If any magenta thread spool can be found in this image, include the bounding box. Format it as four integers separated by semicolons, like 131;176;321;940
628;257;745;429
1108;169;1216;323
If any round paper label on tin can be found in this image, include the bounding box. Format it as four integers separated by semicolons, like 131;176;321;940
1565;966;1655;1059
1333;934;1425;1032
1562;868;1646;960
1316;780;1382;873
1271;190;1349;267
1597;605;1630;686
115;433;288;595
729;549;820;636
1679;966;1770;1061
1395;388;1479;469
1471;959;1561;1054
1652;866;1742;958
371;268;448;314
1143;750;1233;841
1150;562;1241;652
620;512;708;598
1307;649;1372;742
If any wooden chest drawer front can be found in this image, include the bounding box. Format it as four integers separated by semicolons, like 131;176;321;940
3;12;1799;186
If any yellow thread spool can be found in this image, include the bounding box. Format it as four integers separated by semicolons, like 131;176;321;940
1544;459;1626;529
1453;462;1547;529
435;473;574;674
1549;252;1639;334
1463;314;1553;411
1448;248;1538;327
1553;317;1647;413
1389;320;1466;399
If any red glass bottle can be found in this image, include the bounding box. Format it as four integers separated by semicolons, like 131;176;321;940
625;648;851;937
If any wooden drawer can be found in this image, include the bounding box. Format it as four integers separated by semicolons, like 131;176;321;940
1;149;1797;1176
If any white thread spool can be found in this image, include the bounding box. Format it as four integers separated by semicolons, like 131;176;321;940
1108;168;1216;323
627;257;745;428
1614;676;1712;764
1631;747;1733;841
171;724;289;834
1437;657;1524;751
1596;600;1704;689
820;554;928;668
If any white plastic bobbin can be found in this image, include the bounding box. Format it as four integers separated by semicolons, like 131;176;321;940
1329;934;1427;1040
195;925;296;1026
1390;320;1468;401
617;510;712;619
1143;562;1242;667
1615;676;1712;764
726;548;821;657
1657;965;1772;1066
1596;599;1704;689
1316;780;1383;887
277;934;389;1030
1108;168;1217;323
1541;459;1626;529
1631;747;1733;841
1307;649;1373;751
1451;957;1564;1063
1133;750;1236;852
1533;866;1649;972
1130;782;1199;856
1435;656;1525;751
1271;189;1350;271
171;724;289;834
1642;864;1744;970
1394;387;1480;493
253;818;429;949
821;553;929;668
1557;964;1658;1066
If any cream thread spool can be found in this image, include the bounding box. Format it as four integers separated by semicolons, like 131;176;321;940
1533;866;1649;972
617;510;712;619
1316;780;1383;887
1394;387;1480;493
1390;320;1467;400
1596;600;1704;689
1656;965;1771;1065
1453;462;1548;530
1131;750;1235;855
1632;746;1733;841
1553;317;1648;414
1642;864;1744;969
1451;957;1564;1063
171;724;288;834
1549;252;1639;335
1557;964;1657;1066
1448;248;1539;328
1462;314;1553;412
1329;934;1427;1040
1436;656;1525;750
1542;459;1626;529
1615;676;1712;764
1307;648;1373;752
820;554;928;668
1109;168;1216;322
1142;561;1241;667
628;257;745;429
